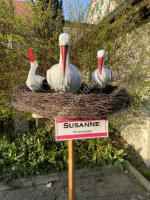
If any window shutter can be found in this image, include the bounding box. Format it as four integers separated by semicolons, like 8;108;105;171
96;4;99;12
101;0;104;6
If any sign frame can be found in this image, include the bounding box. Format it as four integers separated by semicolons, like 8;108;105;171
55;118;108;141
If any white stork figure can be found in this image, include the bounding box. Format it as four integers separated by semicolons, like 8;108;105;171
92;50;111;89
47;33;82;93
26;47;49;92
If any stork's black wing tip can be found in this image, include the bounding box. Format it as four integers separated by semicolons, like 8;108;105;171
41;79;50;90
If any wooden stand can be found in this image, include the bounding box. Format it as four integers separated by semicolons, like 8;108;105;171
32;113;44;128
68;140;75;200
32;113;44;118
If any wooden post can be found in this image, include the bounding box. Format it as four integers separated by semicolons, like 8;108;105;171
32;113;44;128
35;118;38;128
68;140;75;200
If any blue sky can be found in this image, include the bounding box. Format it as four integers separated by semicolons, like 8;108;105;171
19;0;91;21
63;0;91;21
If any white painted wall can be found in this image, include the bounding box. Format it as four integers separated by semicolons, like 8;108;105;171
114;22;150;166
86;0;116;24
121;115;150;166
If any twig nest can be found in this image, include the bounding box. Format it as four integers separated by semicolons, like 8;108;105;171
12;84;130;119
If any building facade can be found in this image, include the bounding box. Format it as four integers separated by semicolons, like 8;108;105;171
86;0;124;24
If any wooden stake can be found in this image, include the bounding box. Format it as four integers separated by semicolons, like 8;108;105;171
68;140;75;200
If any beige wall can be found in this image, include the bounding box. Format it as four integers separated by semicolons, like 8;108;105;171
86;0;116;24
121;115;150;166
63;23;92;41
115;22;150;166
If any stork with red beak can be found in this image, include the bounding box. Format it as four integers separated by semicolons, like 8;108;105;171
92;50;111;89
47;33;82;93
26;47;49;92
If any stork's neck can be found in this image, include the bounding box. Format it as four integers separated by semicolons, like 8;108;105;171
27;63;37;79
59;47;70;67
102;57;105;68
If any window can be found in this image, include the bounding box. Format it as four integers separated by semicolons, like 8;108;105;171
101;0;104;6
96;4;99;12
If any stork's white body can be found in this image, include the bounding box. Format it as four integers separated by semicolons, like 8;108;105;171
47;33;82;93
92;67;111;88
47;63;82;93
26;60;46;92
92;50;111;89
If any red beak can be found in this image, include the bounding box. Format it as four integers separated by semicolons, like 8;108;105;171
61;46;69;78
27;47;35;63
98;57;103;75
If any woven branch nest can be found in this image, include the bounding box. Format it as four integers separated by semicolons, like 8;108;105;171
12;84;130;119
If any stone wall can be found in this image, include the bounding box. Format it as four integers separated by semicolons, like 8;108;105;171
113;22;150;166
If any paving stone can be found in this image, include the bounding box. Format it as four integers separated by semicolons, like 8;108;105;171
22;198;36;200
55;193;68;200
23;188;46;199
9;178;32;189
75;177;103;191
0;192;5;199
145;197;150;200
0;165;150;200
101;186;131;196
76;190;98;199
86;197;107;200
99;165;121;174
98;179;118;189
80;196;107;200
116;179;135;187
105;171;135;183
36;196;56;200
124;191;149;200
0;183;10;191
2;190;26;200
138;194;145;200
33;173;60;185
34;184;47;190
89;174;106;181
96;187;119;196
59;171;68;181
124;185;144;195
107;194;128;200
53;180;68;188
45;185;66;196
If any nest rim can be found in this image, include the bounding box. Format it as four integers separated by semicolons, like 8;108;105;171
12;84;130;120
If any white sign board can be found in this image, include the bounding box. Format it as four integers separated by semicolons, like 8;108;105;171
55;118;108;141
